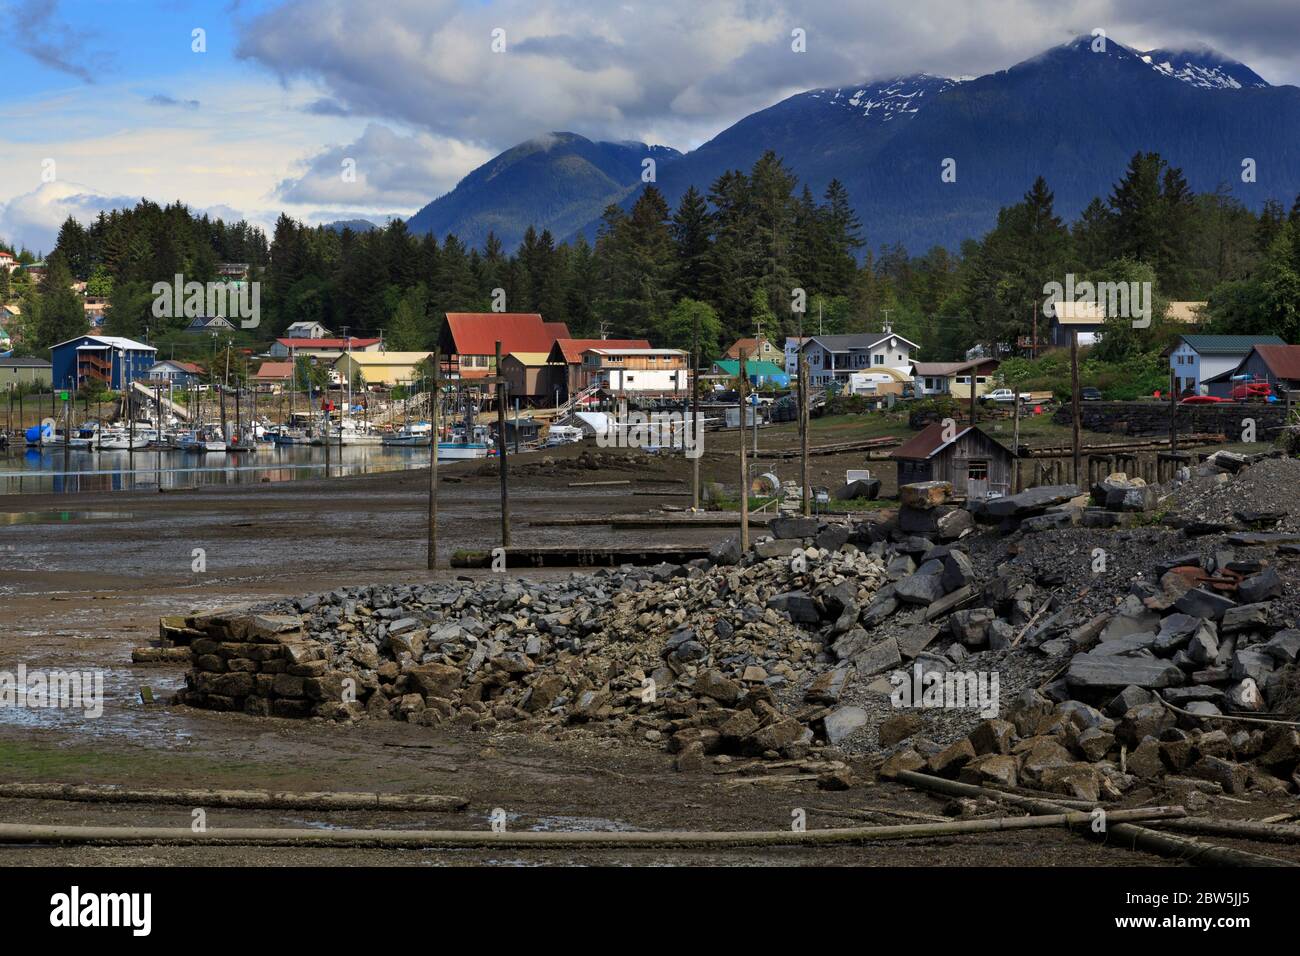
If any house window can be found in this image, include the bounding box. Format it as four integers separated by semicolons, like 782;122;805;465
968;460;989;481
956;376;970;385
873;354;883;365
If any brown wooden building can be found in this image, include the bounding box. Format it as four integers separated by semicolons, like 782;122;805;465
890;423;1016;499
500;352;566;404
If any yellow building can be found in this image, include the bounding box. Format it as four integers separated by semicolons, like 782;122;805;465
334;351;435;388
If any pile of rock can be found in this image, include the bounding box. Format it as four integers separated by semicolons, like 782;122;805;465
175;536;894;771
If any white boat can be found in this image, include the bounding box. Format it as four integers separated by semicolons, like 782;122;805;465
180;425;227;453
69;422;100;449
382;422;432;447
542;424;584;447
97;426;151;451
437;423;493;460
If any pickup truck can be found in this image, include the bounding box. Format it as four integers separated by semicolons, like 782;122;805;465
982;388;1031;404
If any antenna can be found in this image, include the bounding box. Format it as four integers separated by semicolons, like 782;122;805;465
881;309;892;334
598;319;611;340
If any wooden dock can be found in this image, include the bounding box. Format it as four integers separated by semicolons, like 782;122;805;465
526;515;769;529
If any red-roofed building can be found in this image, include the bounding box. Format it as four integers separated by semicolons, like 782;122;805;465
890;423;1016;500
437;313;571;390
253;361;295;391
269;337;382;358
1205;344;1300;399
546;337;653;397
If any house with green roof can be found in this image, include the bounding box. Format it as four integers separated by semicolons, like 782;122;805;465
710;359;789;387
1166;334;1285;396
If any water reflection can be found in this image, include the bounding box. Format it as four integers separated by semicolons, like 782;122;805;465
0;443;435;495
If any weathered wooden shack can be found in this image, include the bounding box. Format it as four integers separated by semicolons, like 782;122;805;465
890;422;1016;499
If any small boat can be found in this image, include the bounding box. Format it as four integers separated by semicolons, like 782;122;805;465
69;422;100;449
180;425;227;453
97;426;151;451
26;422;64;446
382;422;432;447
227;428;259;453
437;423;493;460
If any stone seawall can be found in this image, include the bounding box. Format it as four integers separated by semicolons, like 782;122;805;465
1053;401;1286;437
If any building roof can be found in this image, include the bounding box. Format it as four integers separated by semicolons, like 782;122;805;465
1166;301;1207;324
254;361;294;380
274;337;382;350
549;338;652;364
1177;334;1285;356
53;334;155;352
911;359;997;377
503;352;554;367
712;359;787;377
805;331;920;352
1052;300;1106;324
151;359;205;374
585;347;686;357
441;313;570;356
0;356;51;368
1251;345;1300;381
724;336;777;357
891;422;1013;461
335;351;434;367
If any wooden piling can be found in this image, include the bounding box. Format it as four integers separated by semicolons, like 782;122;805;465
427;349;440;570
496;341;510;548
738;348;750;551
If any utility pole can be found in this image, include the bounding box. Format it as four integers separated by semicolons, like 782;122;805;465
1070;331;1081;484
799;349;810;517
738;348;749;551
1012;376;1022;493
427;350;440;570
495;341;510;548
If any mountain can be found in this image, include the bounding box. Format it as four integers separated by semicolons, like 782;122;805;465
323;219;380;233
405;132;682;251
407;38;1300;254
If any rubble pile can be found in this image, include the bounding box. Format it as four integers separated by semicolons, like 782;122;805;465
172;451;1300;800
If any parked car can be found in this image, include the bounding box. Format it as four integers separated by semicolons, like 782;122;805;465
1080;387;1103;402
983;388;1031;404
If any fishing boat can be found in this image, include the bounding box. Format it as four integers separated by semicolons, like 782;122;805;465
437;423;493;460
227;427;260;453
381;422;432;447
69;421;101;449
180;424;227;453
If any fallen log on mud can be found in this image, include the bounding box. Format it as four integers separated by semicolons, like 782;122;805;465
1150;817;1300;845
0;783;468;812
0;807;1186;849
894;770;1296;868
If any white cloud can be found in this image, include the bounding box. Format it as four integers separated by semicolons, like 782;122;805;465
0;180;137;254
274;123;493;206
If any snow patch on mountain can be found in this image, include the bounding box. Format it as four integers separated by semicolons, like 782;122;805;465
806;74;964;122
1141;47;1269;90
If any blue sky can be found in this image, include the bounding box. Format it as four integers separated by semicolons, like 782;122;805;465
3;0;1298;253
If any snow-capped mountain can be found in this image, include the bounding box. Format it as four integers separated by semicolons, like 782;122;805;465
407;36;1299;254
1141;46;1270;90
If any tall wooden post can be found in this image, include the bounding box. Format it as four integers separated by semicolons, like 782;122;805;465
427;350;440;570
968;359;978;426
1168;366;1178;453
691;309;700;511
1070;331;1081;485
738;349;750;551
1012;382;1022;493
496;341;510;548
799;349;810;516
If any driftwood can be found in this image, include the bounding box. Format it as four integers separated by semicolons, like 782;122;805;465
1153;692;1300;730
0;808;1185;849
893;770;1295;868
0;783;467;812
1151;817;1300;845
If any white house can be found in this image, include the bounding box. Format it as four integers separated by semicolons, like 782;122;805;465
801;331;919;388
285;321;333;339
1167;334;1285;396
783;336;812;377
581;347;689;395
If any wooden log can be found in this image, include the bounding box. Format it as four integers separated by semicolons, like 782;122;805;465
1152;818;1300;845
0;783;467;812
894;770;1295;867
0;808;1185;849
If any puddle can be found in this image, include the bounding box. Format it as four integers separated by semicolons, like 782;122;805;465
0;511;136;525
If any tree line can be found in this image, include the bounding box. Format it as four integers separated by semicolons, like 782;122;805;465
5;150;1299;367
